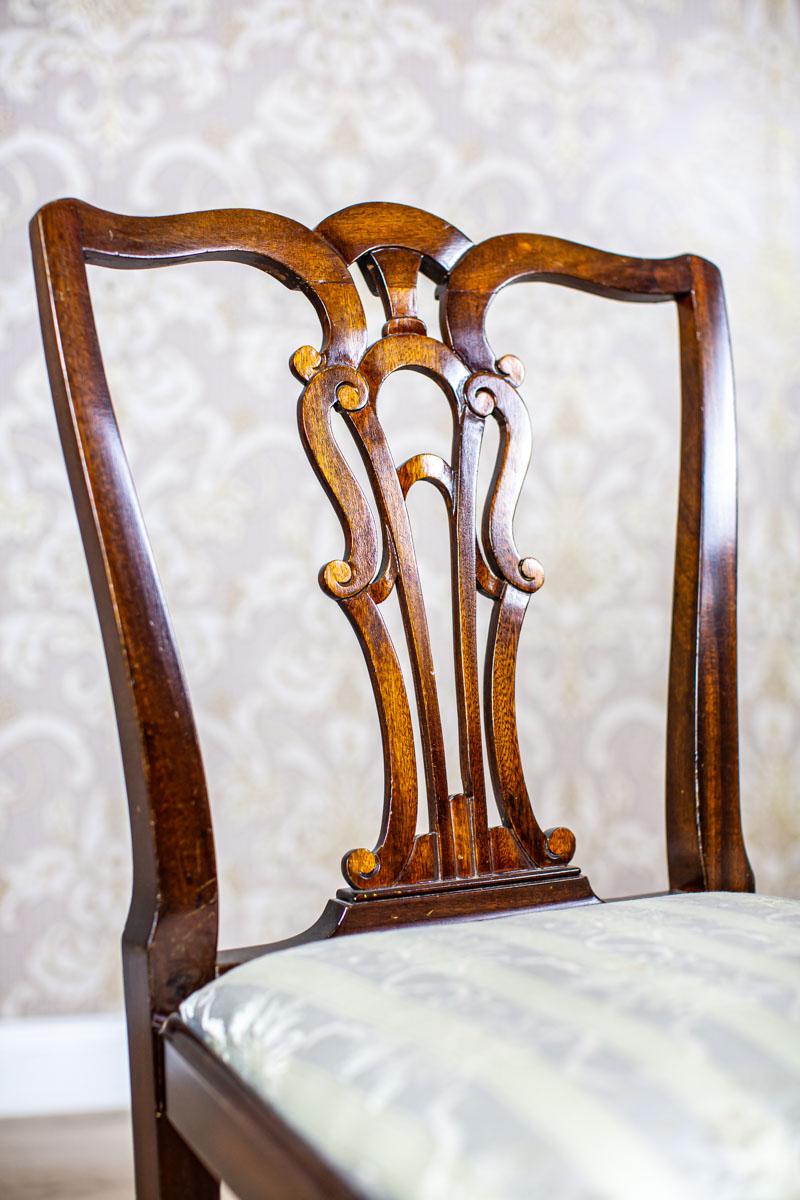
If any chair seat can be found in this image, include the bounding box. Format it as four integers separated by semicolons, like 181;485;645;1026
179;892;800;1200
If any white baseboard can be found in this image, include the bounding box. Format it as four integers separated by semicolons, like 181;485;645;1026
0;1014;130;1117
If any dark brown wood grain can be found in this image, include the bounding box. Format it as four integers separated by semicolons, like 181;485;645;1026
30;197;754;1200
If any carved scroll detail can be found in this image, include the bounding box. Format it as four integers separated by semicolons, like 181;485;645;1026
297;204;578;890
297;366;378;600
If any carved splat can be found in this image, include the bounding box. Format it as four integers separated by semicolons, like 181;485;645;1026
305;204;575;895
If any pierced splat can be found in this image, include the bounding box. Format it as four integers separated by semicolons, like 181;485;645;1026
303;206;578;901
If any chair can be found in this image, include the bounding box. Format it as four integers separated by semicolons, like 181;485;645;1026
30;199;799;1200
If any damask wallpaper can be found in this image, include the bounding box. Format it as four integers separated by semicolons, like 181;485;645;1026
0;0;798;1018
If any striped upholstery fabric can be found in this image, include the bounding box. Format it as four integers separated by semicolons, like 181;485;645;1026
180;892;800;1200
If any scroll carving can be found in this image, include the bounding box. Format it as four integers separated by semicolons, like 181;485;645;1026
298;203;577;893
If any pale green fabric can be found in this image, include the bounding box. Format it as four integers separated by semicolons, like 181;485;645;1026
180;892;800;1200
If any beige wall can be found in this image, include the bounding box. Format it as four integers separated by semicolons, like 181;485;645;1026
1;0;798;1017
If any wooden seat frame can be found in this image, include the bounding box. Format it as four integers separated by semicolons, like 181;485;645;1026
31;198;753;1200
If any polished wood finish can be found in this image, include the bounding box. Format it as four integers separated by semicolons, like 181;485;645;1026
31;197;753;1199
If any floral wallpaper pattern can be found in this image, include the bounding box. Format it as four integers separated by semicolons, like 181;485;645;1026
0;0;798;1017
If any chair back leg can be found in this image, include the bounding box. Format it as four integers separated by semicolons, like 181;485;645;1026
124;948;220;1199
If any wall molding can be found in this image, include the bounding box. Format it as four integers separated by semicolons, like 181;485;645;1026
0;1014;129;1117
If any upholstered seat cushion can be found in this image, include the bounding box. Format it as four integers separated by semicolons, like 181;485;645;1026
180;892;800;1200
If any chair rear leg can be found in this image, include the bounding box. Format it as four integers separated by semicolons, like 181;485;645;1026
130;1093;219;1200
124;952;219;1199
127;1026;219;1199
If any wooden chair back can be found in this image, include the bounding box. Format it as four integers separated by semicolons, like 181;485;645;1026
31;201;753;1165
